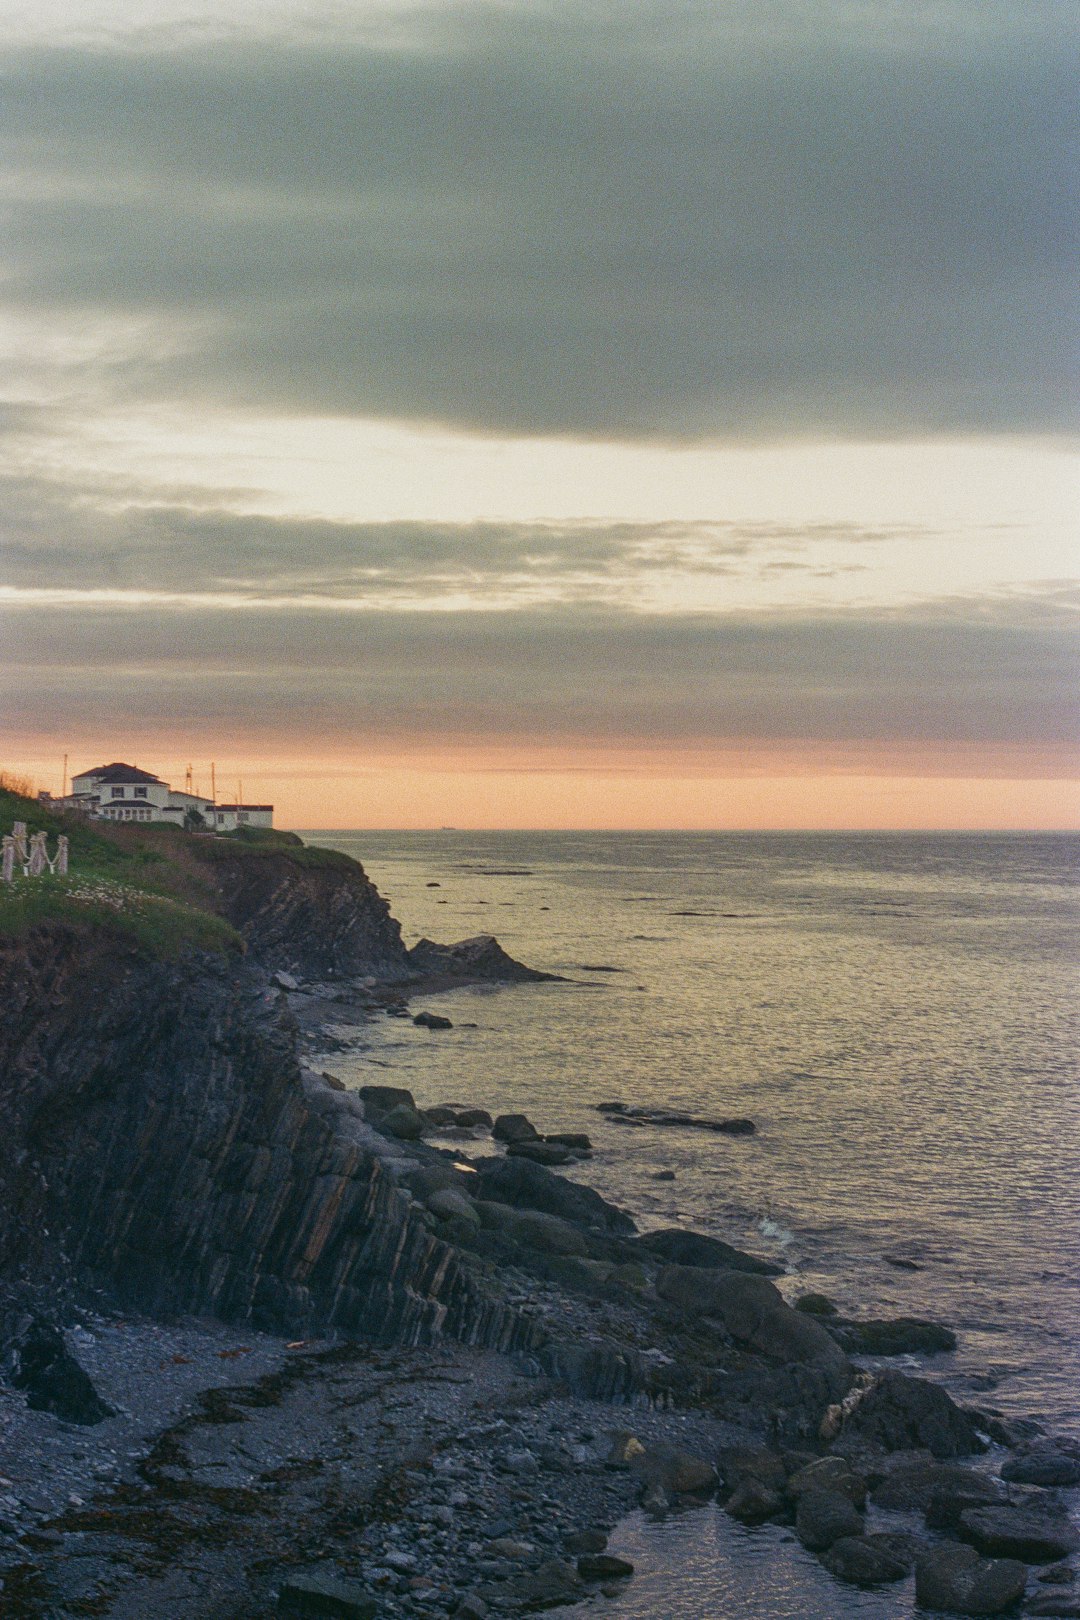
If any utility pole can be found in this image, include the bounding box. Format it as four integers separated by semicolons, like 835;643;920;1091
211;762;217;804
62;753;68;800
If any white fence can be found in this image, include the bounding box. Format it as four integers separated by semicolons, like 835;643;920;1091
2;822;69;883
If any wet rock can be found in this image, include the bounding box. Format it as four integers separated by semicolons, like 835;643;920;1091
577;1554;634;1580
381;1102;425;1140
637;1227;782;1276
831;1317;957;1355
632;1441;717;1497
11;1320;113;1426
501;1557;582;1611
796;1293;838;1316
652;1169;676;1181
717;1446;789;1494
413;1011;453;1030
595;1102;755;1135
422;1105;461;1128
277;1571;379;1616
564;1529;608;1556
838;1369;985;1457
544;1133;593;1153
1003;1441;1080;1489
493;1114;541;1144
821;1534;910;1586
358;1083;416;1117
795;1488;864;1551
407;935;559;983
786;1456;867;1507
960;1505;1080;1563
872;1458;1001;1513
656;1265;850;1377
1037;1565;1077;1586
724;1478;787;1524
427;1189;481;1225
1026;1595;1080;1617
476;1156;636;1234
454;1108;494;1130
915;1543;1028;1615
507;1141;574;1167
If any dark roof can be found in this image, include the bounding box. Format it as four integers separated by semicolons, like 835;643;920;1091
75;762;164;785
216;804;274;812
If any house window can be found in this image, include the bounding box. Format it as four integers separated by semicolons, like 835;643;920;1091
111;786;125;798
134;786;148;799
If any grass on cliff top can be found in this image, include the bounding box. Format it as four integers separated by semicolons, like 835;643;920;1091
0;779;241;958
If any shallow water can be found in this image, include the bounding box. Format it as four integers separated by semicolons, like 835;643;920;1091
306;830;1080;1434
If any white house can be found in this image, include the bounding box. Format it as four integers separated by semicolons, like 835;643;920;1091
67;763;273;830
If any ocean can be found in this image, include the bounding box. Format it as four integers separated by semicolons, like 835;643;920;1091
303;829;1080;1617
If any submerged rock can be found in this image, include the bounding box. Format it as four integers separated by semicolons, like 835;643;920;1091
821;1534;910;1586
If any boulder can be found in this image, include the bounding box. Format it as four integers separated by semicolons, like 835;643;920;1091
872;1458;1001;1513
475;1201;590;1257
960;1505;1079;1564
545;1133;593;1152
631;1441;717;1497
577;1555;634;1580
786;1456;867;1507
413;1010;453;1030
500;1558;582;1611
839;1370;985;1457
656;1264;850;1377
637;1227;782;1276
421;1105;461;1128
832;1317;957;1355
476;1156;636;1234
427;1188;480;1225
915;1543;1027;1615
493;1113;541;1144
796;1293;838;1316
454;1108;494;1129
717;1446;789;1494
507;1140;574;1166
564;1529;608;1556
1002;1441;1080;1489
380;1103;425;1140
724;1478;786;1524
277;1572;378;1616
820;1535;910;1586
358;1084;416;1117
795;1488;863;1551
11;1319;113;1425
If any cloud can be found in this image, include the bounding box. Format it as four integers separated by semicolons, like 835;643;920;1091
1;1;1075;440
4;591;1077;758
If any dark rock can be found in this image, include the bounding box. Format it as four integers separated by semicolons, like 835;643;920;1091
358;1083;416;1116
1026;1596;1080;1617
1037;1565;1076;1585
656;1265;851;1379
454;1598;490;1620
380;1102;425;1140
475;1201;589;1256
493;1113;541;1144
507;1140;573;1166
652;1170;676;1181
454;1108;494;1129
501;1558;582;1611
724;1478;787;1523
915;1543;1028;1615
545;1133;593;1152
577;1555;634;1580
839;1370;985;1457
820;1535;909;1586
1003;1442;1080;1489
795;1488;864;1551
476;1156;636;1234
786;1456;867;1507
277;1572;378;1616
960;1505;1079;1563
595;1102;755;1135
407;934;559;983
832;1317;957;1355
421;1104;461;1128
563;1529;608;1556
638;1227;782;1276
872;1459;1001;1513
413;1010;453;1029
631;1441;717;1496
796;1293;838;1316
718;1446;790;1494
11;1319;113;1425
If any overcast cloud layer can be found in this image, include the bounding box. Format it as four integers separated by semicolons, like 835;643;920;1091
2;0;1076;439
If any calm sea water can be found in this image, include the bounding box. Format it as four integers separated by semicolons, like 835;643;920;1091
304;830;1079;1617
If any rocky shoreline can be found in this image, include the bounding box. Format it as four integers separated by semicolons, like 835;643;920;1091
1;829;1077;1618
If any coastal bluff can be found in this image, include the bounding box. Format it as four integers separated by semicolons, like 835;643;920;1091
0;817;531;1354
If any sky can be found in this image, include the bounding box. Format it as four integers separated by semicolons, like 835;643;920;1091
1;0;1077;828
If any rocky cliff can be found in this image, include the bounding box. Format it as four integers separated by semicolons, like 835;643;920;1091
0;918;524;1353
